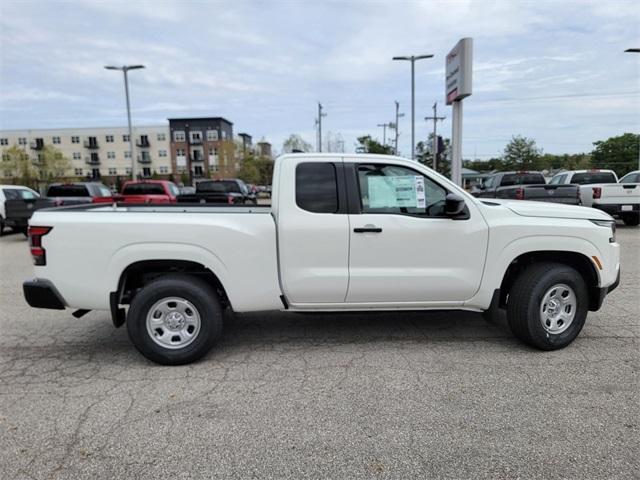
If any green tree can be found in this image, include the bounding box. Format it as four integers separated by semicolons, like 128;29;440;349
237;155;261;184
502;135;541;170
282;134;313;153
356;135;393;155
1;146;38;187
591;133;639;177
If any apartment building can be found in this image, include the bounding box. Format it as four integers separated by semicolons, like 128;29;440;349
0;126;171;185
168;117;237;181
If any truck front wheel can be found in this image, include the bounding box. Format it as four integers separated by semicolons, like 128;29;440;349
506;262;588;350
126;274;223;365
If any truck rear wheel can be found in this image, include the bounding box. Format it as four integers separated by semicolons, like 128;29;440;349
506;262;588;350
622;213;639;226
126;274;223;365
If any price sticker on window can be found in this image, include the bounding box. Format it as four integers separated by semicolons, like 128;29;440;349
368;175;426;208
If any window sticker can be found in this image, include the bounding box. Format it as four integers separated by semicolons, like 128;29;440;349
368;175;424;208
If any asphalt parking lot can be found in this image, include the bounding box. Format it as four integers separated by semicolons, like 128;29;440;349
0;226;638;480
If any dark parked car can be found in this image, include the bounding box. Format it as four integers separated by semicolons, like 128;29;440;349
177;179;258;205
4;182;115;234
472;171;580;204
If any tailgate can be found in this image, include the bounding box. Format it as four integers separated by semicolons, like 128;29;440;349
595;184;640;205
523;184;580;202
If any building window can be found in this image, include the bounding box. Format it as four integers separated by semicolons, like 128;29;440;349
107;151;115;159
18;137;27;145
108;168;117;175
159;166;168;174
71;136;80;143
106;135;114;143
176;148;185;156
124;151;131;158
52;136;61;144
174;131;186;142
193;165;203;177
73;152;81;160
190;131;202;143
123;134;130;142
157;133;166;141
0;138;8;146
158;150;167;157
4;170;12;178
221;131;227;140
74;168;83;176
142;167;151;178
206;130;218;141
125;167;132;175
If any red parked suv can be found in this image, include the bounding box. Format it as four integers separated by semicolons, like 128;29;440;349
118;180;180;204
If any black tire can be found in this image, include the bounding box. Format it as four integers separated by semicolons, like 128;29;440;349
506;262;588;350
0;216;4;237
622;213;639;226
126;274;223;365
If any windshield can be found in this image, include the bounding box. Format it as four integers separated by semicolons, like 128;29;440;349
197;181;241;193
570;172;617;185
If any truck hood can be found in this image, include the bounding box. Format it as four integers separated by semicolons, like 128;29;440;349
480;199;613;220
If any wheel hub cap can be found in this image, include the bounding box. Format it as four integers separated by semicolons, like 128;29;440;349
145;297;201;349
539;283;577;335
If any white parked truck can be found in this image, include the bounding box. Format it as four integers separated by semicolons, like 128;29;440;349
549;169;640;226
23;154;620;364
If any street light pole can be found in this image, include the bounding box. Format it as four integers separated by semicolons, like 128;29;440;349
393;54;434;160
625;49;640;170
105;65;145;181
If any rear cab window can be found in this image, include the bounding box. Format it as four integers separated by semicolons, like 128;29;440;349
500;173;545;186
620;173;640;184
295;163;339;213
3;188;39;200
46;185;90;197
123;183;166;195
570;172;617;184
357;164;447;217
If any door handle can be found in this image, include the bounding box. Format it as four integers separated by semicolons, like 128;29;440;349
354;226;382;233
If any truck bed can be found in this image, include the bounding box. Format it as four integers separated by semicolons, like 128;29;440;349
29;204;280;312
495;184;580;204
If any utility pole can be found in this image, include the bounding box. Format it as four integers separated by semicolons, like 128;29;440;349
424;102;446;170
392;54;434;160
393;100;404;155
624;48;640;169
377;123;392;147
316;102;327;152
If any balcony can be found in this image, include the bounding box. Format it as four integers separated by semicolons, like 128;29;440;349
137;154;152;164
190;155;204;162
189;136;203;145
85;155;100;166
136;137;151;148
84;139;99;149
30;139;44;150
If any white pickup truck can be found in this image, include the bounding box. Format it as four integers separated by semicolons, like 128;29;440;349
549;169;640;226
23;154;620;365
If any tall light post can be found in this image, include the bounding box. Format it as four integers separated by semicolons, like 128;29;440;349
392;54;434;160
104;65;145;180
625;48;640;170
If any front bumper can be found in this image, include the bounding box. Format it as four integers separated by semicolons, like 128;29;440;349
592;268;621;311
23;279;66;310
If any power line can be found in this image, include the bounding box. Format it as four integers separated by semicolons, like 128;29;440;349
315;102;327;152
424;102;445;170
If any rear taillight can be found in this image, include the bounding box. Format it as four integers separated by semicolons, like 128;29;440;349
227;195;234;205
515;187;525;200
28;226;52;266
592;187;602;199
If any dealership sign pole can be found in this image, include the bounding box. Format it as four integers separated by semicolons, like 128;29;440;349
446;38;473;186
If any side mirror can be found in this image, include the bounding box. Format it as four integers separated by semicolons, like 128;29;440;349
445;193;466;217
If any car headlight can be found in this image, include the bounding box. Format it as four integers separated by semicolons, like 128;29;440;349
591;219;616;243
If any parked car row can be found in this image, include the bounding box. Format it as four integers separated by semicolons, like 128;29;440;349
472;169;640;226
0;178;261;235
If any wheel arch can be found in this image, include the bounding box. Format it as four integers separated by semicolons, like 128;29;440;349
498;250;601;311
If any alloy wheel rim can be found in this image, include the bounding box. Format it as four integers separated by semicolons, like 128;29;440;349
539;283;576;335
146;297;201;349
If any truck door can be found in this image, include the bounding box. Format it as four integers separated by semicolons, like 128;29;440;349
277;158;350;304
346;162;488;304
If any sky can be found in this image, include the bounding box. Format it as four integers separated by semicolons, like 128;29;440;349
0;0;639;159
